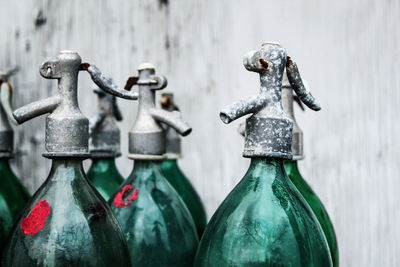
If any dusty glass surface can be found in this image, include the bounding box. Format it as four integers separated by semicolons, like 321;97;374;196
110;160;199;266
194;158;332;267
2;158;131;267
161;158;207;237
285;160;339;267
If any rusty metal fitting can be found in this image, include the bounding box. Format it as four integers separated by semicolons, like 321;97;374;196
282;71;304;160
1;51;132;158
96;63;191;160
89;86;123;158
160;93;182;159
220;43;320;159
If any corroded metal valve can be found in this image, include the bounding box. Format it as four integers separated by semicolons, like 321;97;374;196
96;63;191;160
89;86;123;158
1;50;134;158
160;93;182;158
220;42;320;158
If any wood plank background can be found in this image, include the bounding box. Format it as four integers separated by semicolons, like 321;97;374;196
1;0;399;266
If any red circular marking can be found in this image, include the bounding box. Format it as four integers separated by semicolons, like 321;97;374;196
21;200;50;235
113;185;139;209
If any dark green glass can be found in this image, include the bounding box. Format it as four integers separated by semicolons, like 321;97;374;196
285;160;339;267
194;158;332;267
0;158;30;253
2;158;131;267
87;158;124;201
110;160;199;266
161;158;207;237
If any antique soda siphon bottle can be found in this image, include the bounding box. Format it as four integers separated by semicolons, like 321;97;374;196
0;69;30;253
88;63;199;266
159;93;207;237
86;86;125;201
281;74;339;266
1;51;135;266
194;43;332;266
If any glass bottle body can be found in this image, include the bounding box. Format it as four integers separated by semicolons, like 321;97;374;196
87;158;124;201
161;158;207;237
194;158;332;267
0;158;30;252
285;160;339;267
2;158;131;267
110;160;199;266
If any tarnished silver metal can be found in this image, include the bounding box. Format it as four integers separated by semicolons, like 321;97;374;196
86;65;138;100
220;43;320;159
282;71;304;160
98;63;191;160
0;68;19;158
160;93;182;159
1;51;126;158
89;86;123;158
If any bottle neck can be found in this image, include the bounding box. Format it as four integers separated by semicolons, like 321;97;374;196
164;158;178;164
133;159;162;170
48;158;85;182
0;158;11;171
92;157;116;166
246;157;287;183
284;159;302;177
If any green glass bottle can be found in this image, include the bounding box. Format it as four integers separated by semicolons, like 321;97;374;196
195;158;331;266
282;73;339;266
87;158;124;201
2;159;131;266
0;159;30;252
0;80;30;253
195;43;332;266
106;63;199;265
87;87;124;201
111;160;199;266
160;93;207;237
1;51;132;266
285;161;338;266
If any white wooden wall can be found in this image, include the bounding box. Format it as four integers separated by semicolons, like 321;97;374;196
1;0;399;266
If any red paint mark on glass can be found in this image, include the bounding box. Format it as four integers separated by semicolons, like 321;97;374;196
21;200;50;235
113;185;139;208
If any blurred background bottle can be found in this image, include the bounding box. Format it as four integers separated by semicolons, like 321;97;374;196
87;86;124;201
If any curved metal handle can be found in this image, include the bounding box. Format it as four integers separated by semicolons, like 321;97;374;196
0;82;18;125
149;109;192;136
85;64;139;100
286;57;321;111
0;66;19;81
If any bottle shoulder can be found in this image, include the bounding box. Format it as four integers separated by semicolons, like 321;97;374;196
2;166;131;267
195;161;332;266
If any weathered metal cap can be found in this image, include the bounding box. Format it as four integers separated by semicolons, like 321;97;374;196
89;86;123;158
220;43;320;159
1;51;131;158
4;51;89;157
128;64;191;160
282;71;304;160
160;93;181;158
92;63;191;160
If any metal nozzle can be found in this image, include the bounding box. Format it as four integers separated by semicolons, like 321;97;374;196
220;43;321;159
